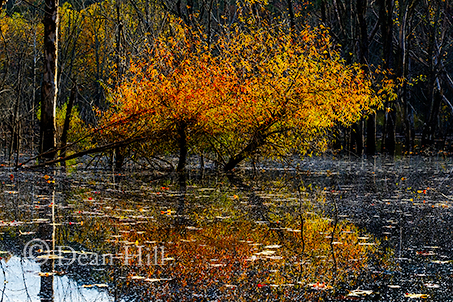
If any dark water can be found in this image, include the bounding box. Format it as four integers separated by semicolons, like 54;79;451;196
0;156;452;301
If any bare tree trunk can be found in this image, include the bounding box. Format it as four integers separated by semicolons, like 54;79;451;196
355;0;376;156
114;3;126;170
10;60;22;162
421;0;443;149
397;0;417;152
40;0;59;160
32;24;38;156
378;0;395;155
287;0;296;32
422;84;442;147
60;83;76;166
13;61;22;168
320;0;326;24
206;0;214;49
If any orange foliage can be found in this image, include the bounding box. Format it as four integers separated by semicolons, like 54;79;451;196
98;20;386;169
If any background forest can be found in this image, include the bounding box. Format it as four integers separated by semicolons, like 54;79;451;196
0;0;452;170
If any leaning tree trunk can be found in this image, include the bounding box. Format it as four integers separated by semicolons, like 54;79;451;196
40;0;59;160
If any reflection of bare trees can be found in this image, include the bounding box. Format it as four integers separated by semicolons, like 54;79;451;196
37;174;56;302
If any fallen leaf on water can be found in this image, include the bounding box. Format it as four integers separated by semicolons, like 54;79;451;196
224;284;237;289
388;285;401;289
265;255;283;260
82;284;108;288
306;282;333;290
254;250;276;256
416;251;435;256
263;245;281;249
347;289;373;297
36;255;64;260
404;293;429;298
424;283;440;288
186;226;203;231
144;278;172;282
430;260;452;264
19;230;36;236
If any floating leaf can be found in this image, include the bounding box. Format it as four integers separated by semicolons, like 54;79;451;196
82;284;108;288
404;293;429;298
430;259;452;264
388;285;401;289
37;254;64;260
263;245;281;249
254;250;276;256
144;278;172;282
347;289;373;297
306;282;333;290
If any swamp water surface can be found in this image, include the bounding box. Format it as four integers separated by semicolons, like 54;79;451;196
0;156;453;301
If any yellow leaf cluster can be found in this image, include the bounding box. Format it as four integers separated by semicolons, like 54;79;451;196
98;21;385;163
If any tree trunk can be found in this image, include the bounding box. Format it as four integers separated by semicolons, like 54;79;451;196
114;146;125;171
40;0;59;160
287;0;296;32
320;0;326;24
116;3;123;83
366;114;376;155
396;0;417;153
422;86;442;147
384;110;396;154
60;84;76;165
351;121;364;155
421;0;442;150
378;0;395;155
224;132;265;171
356;0;376;156
10;61;22;162
113;4;124;170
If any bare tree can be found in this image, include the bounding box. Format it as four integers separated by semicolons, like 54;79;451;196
40;0;59;159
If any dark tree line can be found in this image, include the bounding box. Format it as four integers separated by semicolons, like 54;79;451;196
311;0;453;155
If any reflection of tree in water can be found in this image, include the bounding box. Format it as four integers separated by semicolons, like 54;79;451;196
175;171;187;227
36;172;55;302
99;171;379;301
0;167;389;301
